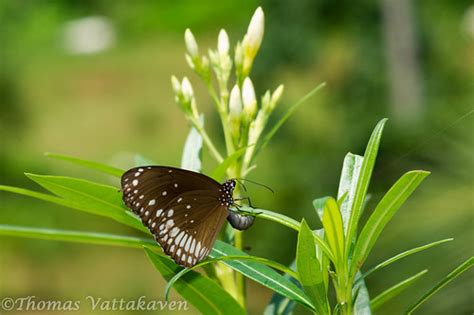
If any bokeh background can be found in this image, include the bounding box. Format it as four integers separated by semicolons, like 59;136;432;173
1;1;473;314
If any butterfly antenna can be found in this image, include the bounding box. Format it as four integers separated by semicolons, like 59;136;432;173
233;178;274;194
234;179;248;192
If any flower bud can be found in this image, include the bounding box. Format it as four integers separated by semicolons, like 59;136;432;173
242;77;257;119
261;90;271;112
181;77;194;101
184;29;199;58
217;29;230;56
271;85;284;104
245;7;264;55
171;75;181;94
229;85;242;117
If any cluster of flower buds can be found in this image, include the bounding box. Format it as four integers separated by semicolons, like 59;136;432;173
172;7;284;174
171;75;199;121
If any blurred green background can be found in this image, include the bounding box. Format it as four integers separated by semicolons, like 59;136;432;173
1;1;473;314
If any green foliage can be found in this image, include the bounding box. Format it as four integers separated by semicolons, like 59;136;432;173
145;247;246;315
297;219;330;314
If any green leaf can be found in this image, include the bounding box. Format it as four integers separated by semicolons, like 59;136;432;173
352;272;371;315
0;224;157;249
322;198;345;264
237;205;335;261
263;260;299;315
337;153;363;233
256;82;326;157
336;152;372;315
312;196;329;224
358;238;453;281
26;174;147;233
181;115;203;172
371;269;428;311
210;146;248;181
297;219;330;314
345;119;387;255
211;241;315;311
350;170;430;276
144;247;245;315
45;152;123;177
165;255;299;301
0;183;146;233
406;257;474;314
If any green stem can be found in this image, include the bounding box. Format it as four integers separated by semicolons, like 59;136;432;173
190;117;224;163
206;82;235;156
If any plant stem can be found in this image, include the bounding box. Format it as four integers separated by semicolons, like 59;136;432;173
206;82;235;155
190;117;224;163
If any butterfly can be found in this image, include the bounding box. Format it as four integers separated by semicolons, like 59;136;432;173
121;166;255;267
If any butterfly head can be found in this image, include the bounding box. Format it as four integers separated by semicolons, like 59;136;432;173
220;179;236;207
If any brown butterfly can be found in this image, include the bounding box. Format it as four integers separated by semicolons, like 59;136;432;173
121;166;254;267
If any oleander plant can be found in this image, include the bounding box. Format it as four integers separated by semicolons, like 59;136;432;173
1;7;471;315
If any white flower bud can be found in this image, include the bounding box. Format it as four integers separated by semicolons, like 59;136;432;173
242;77;257;118
217;29;230;56
171;75;181;94
261;90;271;112
272;85;284;103
245;7;264;54
229;85;242;117
270;84;284;111
181;77;194;101
184;29;199;58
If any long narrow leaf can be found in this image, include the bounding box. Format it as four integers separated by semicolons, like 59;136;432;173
350;170;430;276
297;219;330;314
165;255;299;300
236;206;334;261
406;257;474;314
322;198;344;264
181;115;203;172
45;152;123;177
263;260;299;315
336;153;371;315
345;119;387;255
0;184;146;232
371;270;428;311
337;153;363;232
144;247;245;315
358;239;453;282
211;241;315;311
0;224;157;249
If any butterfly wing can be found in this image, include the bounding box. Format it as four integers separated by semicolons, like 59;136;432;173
121;166;221;214
151;190;228;267
121;166;227;267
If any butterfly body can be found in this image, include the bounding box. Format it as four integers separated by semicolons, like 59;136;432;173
121;166;246;267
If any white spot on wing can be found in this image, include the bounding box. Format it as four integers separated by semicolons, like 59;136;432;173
168;209;174;217
170;227;179;237
177;197;182;203
148;199;156;206
156;209;163;217
162;191;167;196
165;219;174;229
186;205;191;209
132;179;138;186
